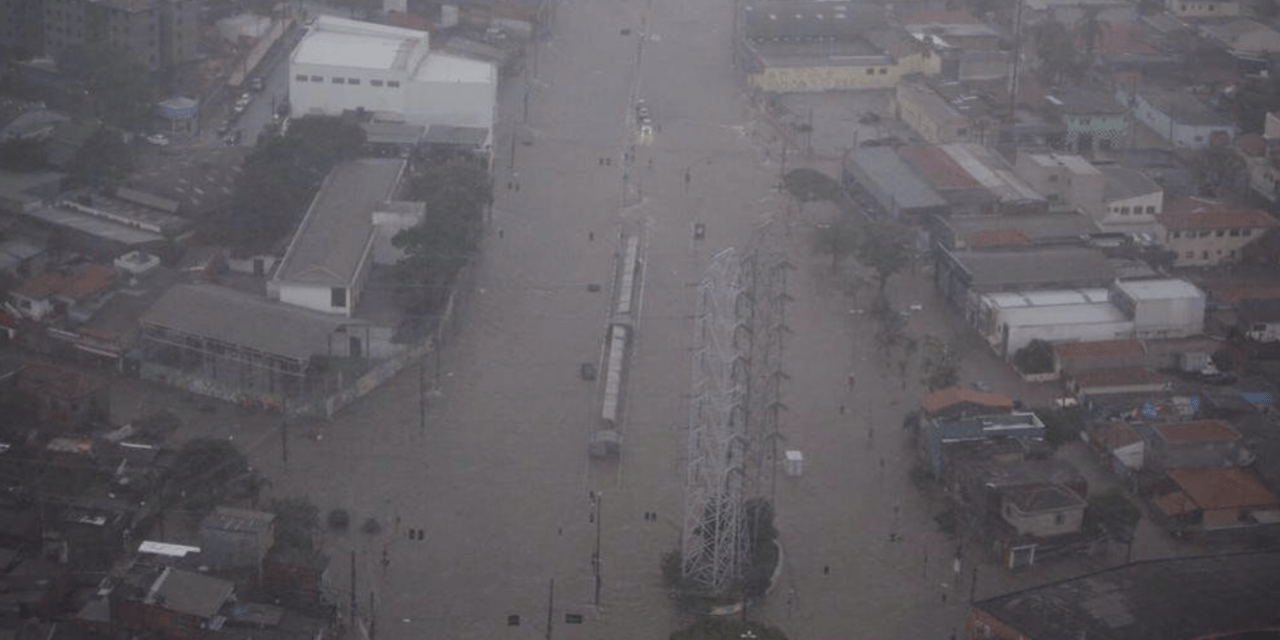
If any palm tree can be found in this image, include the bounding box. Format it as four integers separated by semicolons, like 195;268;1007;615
1075;7;1108;59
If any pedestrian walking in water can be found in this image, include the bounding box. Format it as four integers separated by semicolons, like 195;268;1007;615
589;232;595;241
823;565;830;575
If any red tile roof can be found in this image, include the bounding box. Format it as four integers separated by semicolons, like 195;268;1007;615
967;229;1031;248
1091;422;1142;449
1087;23;1158;56
18;362;106;400
1155;420;1239;443
1072;366;1169;388
1158;209;1280;231
920;386;1015;414
1203;282;1280;305
1054;339;1145;360
905;9;981;24
380;11;432;31
11;265;116;302
1235;132;1266;158
1155;490;1197;516
1164;196;1229;215
1168;467;1280;510
900;145;981;191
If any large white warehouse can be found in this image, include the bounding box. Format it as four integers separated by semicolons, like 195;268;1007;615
289;16;496;139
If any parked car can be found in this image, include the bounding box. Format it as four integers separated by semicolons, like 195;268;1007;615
145;133;170;146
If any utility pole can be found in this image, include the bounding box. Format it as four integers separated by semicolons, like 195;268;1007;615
591;491;603;605
350;550;358;623
281;397;288;467
419;350;426;434
369;590;377;640
545;579;555;640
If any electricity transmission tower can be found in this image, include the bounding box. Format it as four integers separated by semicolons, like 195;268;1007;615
681;246;789;596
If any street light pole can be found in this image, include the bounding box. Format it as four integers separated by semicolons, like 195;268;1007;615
591;491;602;605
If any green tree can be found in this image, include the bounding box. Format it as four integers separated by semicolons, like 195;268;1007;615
270;497;321;552
392;161;493;312
670;620;788;640
742;498;779;598
856;219;914;309
1075;7;1108;60
66;126;134;188
1085;488;1141;539
1031;20;1083;85
76;44;157;130
783;167;842;202
920;336;962;391
810;215;861;272
1189;146;1247;199
167;438;250;509
211;116;366;254
1013;339;1055;374
0;138;46;171
1226;76;1280;134
1038;406;1085;446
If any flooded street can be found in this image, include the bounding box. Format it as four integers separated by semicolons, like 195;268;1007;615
106;0;1140;638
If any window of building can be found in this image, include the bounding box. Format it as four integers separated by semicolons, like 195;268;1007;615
387;81;400;87
1230;229;1240;236
879;68;888;74
1244;228;1254;236
310;75;322;82
1120;206;1130;214
371;79;383;86
1202;251;1209;259
1194;135;1204;142
296;74;308;81
1146;206;1156;214
1216;229;1225;237
331;287;347;308
1048;175;1059;183
1199;230;1211;238
1185;251;1194;258
332;77;344;84
1171;231;1181;238
866;68;875;75
1054;513;1065;525
348;78;359;84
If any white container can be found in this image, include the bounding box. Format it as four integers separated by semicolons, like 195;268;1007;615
783;450;804;477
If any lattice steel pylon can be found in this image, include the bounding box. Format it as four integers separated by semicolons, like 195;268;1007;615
681;246;789;596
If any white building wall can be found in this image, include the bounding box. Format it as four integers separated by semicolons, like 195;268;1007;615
278;283;349;316
290;62;407;119
1097;191;1161;229
1114;441;1144;470
1128;93;1237;149
407;77;496;130
999;318;1135;355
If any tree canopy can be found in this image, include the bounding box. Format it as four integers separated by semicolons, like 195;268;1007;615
392;161;492;313
168;438;250;509
858;219;914;308
270;497;321;552
1227;75;1280;133
64;44;157;131
810;216;861;272
783;167;842;202
1031;20;1084;85
210;116;366;254
1189;147;1247;200
0;138;47;172
670;620;788;640
66;127;134;188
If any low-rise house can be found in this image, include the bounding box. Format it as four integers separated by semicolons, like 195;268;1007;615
0;557;73;620
261;546;330;608
1054;338;1146;375
16;363;108;431
904;10;1003;51
1044;89;1129;153
1157;198;1280;267
110;566;235;640
934;246;1115;318
1012;153;1102;213
1111;279;1206;339
1021;0;1136;25
1117;85;1237;149
842;147;949;220
1200;19;1280;59
199;507;276;574
1068;366;1171;397
999;483;1087;538
1147;420;1245;471
934;212;1101;251
8;264;117;322
895;82;974;145
1168;0;1239;18
967;552;1280;640
740;2;942;93
922;412;1046;477
901;143;1047;216
1154;466;1280;530
1086;421;1146;474
1238;298;1280;343
1093;165;1163;234
268;159;409;316
920;386;1014;419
